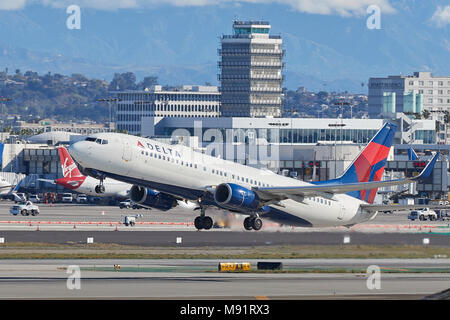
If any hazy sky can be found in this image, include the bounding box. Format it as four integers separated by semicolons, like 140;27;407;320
0;0;448;91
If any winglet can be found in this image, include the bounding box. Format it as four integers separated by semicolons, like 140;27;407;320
408;148;418;161
415;152;439;180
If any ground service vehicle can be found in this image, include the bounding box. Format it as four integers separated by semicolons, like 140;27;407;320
124;216;136;226
76;194;88;203
10;201;40;216
408;208;438;221
61;193;73;203
119;200;131;209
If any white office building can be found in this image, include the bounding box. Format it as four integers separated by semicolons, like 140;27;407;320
369;72;450;119
116;85;221;135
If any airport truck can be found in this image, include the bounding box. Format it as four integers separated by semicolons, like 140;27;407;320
408;208;438;221
10;201;40;216
123;216;136;226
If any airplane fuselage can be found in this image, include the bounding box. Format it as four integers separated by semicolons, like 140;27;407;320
56;174;129;198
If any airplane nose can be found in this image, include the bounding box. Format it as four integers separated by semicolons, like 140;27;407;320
68;141;87;163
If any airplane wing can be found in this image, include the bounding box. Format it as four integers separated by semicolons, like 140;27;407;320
0;185;15;189
360;204;450;212
252;152;439;202
38;178;56;184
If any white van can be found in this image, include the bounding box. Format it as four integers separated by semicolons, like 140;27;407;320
61;193;73;203
76;194;88;203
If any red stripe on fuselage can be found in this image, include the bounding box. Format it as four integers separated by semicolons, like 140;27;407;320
55;176;86;190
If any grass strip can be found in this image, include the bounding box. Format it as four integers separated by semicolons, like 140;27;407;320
1;243;450;259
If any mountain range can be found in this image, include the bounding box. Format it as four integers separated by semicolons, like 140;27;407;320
0;1;449;92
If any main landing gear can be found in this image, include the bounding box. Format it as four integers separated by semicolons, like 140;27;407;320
243;215;263;231
194;206;213;230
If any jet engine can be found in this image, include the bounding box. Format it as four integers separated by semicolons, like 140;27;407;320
130;185;177;211
214;183;261;211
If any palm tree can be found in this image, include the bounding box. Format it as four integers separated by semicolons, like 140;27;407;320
443;110;450;145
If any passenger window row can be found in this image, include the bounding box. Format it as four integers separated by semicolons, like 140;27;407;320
308;197;331;206
140;150;273;188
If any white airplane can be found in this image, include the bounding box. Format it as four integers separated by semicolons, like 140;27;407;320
0;176;17;196
68;123;441;231
0;178;24;201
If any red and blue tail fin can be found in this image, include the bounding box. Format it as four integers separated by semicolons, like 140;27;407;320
313;123;396;203
340;122;396;203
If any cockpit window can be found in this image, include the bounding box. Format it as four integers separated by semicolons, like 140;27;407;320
94;138;108;144
85;137;108;145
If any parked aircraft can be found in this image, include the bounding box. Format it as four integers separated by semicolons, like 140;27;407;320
40;147;130;199
40;146;194;211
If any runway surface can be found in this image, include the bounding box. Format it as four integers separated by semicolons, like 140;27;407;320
1;202;450;234
1;201;449;300
0;230;449;246
0;259;449;299
0;201;449;245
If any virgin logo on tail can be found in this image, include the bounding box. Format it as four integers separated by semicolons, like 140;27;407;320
62;158;79;178
58;147;83;178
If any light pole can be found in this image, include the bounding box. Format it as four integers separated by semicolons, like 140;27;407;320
328;122;346;178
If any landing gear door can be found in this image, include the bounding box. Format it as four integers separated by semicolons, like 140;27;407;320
338;204;346;220
122;138;132;162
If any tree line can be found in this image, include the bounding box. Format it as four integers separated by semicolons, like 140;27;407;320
0;69;158;124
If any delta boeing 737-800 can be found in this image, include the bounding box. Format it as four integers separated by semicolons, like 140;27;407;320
68;123;442;231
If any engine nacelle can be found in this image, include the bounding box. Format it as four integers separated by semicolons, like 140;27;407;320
214;183;260;211
130;185;177;211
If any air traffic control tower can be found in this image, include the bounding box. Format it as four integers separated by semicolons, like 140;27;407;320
219;20;284;118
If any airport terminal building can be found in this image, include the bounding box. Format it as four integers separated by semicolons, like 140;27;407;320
0;114;448;200
139;115;448;199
